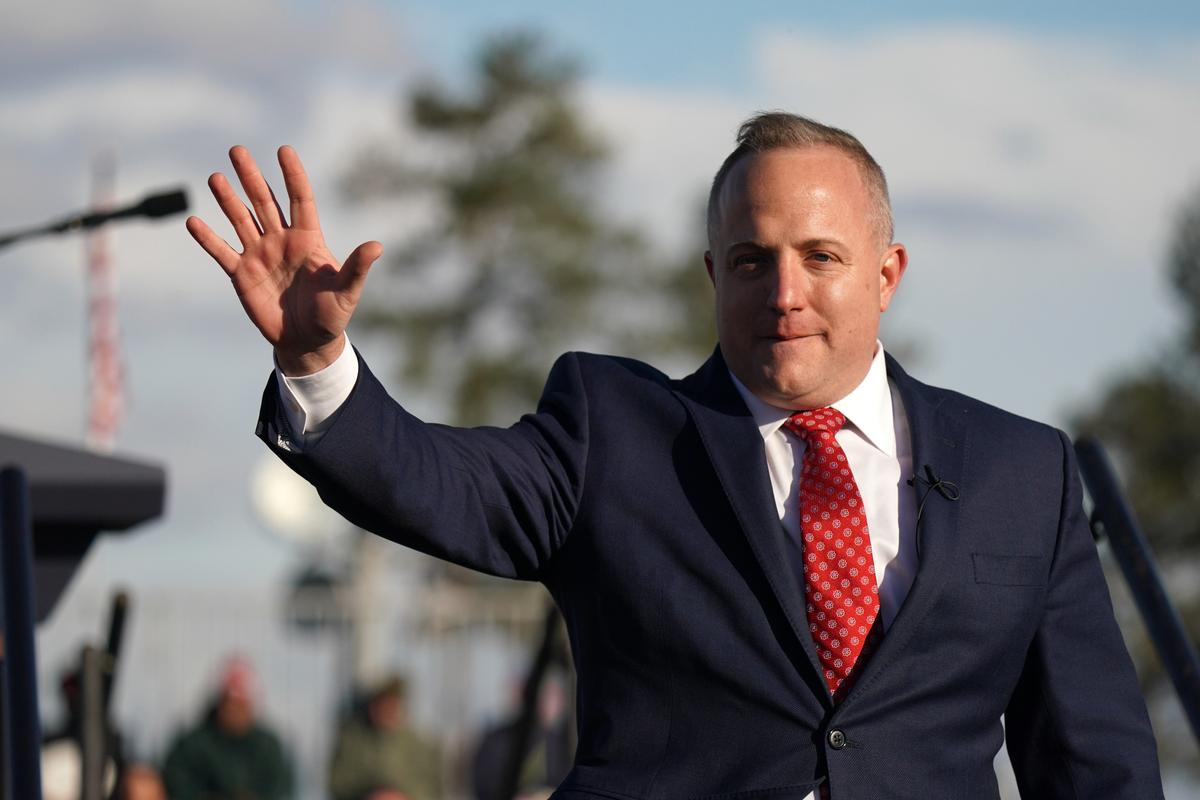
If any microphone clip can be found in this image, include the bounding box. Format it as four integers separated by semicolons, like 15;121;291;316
908;465;960;554
908;464;960;502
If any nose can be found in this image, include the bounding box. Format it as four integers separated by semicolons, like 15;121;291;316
767;254;807;313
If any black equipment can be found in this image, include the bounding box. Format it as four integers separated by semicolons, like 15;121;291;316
1075;437;1200;745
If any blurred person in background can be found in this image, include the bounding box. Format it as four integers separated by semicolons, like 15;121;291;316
116;764;166;800
161;655;293;800
327;674;442;800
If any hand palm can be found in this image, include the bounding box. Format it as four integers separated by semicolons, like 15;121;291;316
187;146;381;373
233;227;345;349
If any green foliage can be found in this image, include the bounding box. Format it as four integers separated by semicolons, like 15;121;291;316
1170;189;1200;355
345;32;713;426
1073;185;1200;557
1074;365;1200;554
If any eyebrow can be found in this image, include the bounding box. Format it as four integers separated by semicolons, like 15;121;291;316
724;237;848;257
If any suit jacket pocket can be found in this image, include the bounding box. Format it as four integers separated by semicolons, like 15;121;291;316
972;553;1045;586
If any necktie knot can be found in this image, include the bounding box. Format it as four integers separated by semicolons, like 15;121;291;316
784;407;846;440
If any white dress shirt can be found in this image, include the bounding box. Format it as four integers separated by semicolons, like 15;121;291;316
274;333;360;442
729;344;916;800
277;340;919;797
728;344;917;632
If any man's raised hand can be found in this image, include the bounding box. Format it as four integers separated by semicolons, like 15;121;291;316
186;145;382;375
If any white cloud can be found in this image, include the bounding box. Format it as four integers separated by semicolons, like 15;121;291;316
581;26;1200;423
582;85;742;250
0;71;264;141
755;27;1200;255
4;0;407;84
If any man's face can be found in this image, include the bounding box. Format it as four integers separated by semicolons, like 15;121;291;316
368;691;405;732
216;692;255;736
706;146;906;409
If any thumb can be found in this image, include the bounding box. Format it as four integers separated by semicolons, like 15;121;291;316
339;240;383;297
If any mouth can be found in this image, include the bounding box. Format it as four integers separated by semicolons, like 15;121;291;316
762;332;822;342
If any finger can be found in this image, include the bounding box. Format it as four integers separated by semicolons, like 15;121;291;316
208;172;262;248
337;241;383;300
185;216;239;275
278;145;321;231
230;145;285;233
265;183;288;229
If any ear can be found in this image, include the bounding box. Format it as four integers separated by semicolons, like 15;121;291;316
879;243;907;312
704;251;716;286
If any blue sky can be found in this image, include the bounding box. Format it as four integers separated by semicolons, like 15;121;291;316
401;0;1200;88
6;0;1200;793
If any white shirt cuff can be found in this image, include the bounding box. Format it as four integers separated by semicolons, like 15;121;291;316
273;333;360;443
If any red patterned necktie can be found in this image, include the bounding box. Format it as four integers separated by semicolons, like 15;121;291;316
783;408;882;703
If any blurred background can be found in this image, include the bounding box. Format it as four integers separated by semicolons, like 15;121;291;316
4;0;1200;798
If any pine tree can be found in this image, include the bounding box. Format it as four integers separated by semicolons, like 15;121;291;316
344;32;712;426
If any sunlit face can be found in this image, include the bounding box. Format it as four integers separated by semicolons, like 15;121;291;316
705;147;907;409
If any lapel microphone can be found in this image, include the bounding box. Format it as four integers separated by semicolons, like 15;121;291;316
908;464;961;558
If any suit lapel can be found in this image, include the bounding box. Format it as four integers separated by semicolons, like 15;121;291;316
839;354;969;710
672;350;971;708
674;349;831;704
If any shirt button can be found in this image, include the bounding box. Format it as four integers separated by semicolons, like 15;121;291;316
828;729;847;750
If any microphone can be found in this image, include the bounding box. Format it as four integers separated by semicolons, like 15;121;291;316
131;188;190;219
49;188;190;232
908;464;960;502
0;187;189;251
908;465;960;557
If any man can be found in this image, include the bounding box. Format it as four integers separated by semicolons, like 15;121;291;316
188;113;1163;798
327;675;442;800
162;657;293;800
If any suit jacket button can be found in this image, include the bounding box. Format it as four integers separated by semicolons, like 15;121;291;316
828;729;847;750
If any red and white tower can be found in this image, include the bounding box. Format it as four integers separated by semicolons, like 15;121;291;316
85;153;124;452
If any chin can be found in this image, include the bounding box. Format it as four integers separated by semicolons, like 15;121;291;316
776;358;858;405
751;368;818;408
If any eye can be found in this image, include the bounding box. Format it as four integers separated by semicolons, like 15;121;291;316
810;252;834;263
733;252;771;272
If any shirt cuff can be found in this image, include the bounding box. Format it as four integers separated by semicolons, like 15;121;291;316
273;334;359;442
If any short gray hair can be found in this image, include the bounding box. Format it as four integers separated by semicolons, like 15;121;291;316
706;112;893;249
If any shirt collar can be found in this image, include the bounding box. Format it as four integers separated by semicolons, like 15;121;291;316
729;342;897;458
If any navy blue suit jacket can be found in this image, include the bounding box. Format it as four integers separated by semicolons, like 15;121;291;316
258;347;1162;799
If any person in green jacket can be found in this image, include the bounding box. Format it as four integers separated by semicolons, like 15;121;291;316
327;675;442;800
162;657;293;800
